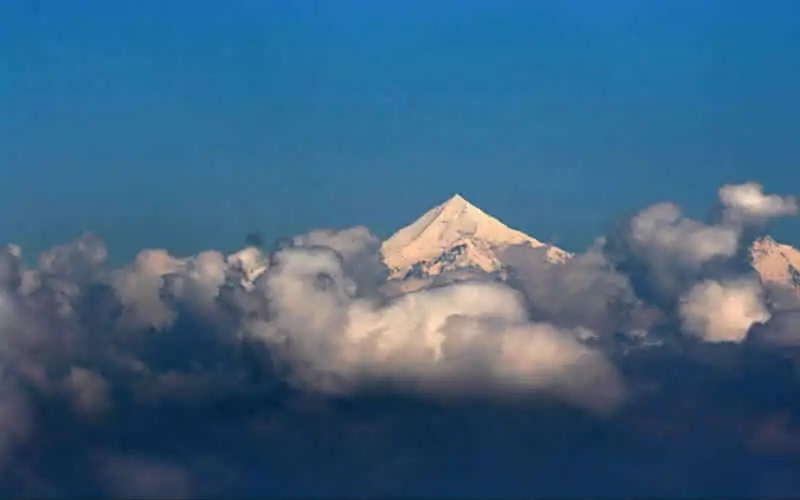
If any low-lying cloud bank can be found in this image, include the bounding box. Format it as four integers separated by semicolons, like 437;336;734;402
1;181;800;497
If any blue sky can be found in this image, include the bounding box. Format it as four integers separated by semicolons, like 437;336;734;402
2;0;799;261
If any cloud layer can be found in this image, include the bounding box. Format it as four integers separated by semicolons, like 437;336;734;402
0;181;799;497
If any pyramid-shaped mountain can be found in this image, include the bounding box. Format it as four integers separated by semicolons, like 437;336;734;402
381;194;572;280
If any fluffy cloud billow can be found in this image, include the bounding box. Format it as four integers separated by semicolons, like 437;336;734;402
679;277;771;343
245;245;623;412
0;181;799;497
719;182;798;226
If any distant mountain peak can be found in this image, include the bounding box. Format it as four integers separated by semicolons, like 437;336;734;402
750;236;800;288
381;195;571;279
445;193;467;204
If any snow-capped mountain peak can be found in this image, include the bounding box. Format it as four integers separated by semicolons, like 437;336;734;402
381;194;571;279
750;235;800;288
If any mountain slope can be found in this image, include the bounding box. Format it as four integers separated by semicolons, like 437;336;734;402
381;194;571;279
750;236;800;289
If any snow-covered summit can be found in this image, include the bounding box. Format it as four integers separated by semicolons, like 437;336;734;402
750;235;800;288
381;194;572;279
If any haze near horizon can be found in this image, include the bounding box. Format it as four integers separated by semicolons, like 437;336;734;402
2;0;800;259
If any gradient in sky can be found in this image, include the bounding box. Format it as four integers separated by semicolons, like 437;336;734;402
2;0;799;261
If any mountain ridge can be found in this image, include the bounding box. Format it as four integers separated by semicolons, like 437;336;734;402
381;195;800;292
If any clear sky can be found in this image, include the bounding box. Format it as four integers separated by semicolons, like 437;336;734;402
2;0;799;261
